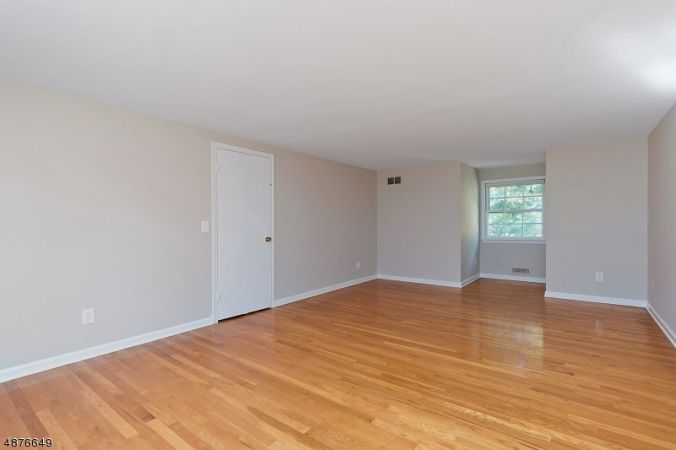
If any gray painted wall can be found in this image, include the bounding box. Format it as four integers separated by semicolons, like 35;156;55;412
478;163;546;280
546;139;648;301
480;243;546;280
377;162;480;285
648;103;676;337
378;163;463;283
461;164;480;281
275;150;377;298
0;79;377;369
479;163;546;183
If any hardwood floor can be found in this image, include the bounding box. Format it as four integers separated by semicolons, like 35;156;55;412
2;279;675;449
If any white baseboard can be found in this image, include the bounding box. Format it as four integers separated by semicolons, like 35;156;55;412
377;274;462;288
273;275;377;307
480;273;546;283
461;274;481;287
0;317;213;384
544;290;646;308
647;304;676;348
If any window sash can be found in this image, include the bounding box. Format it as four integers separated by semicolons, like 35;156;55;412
483;179;545;240
488;201;543;213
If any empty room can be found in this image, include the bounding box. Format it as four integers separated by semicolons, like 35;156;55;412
1;1;676;449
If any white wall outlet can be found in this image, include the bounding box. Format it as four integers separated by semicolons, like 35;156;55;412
595;272;604;282
82;308;95;325
356;261;361;269
201;220;210;233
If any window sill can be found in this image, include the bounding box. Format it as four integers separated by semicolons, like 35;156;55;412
481;239;546;245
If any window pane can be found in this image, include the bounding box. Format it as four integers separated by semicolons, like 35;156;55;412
524;196;542;210
488;212;524;238
523;211;542;224
488;213;506;225
523;184;539;196
489;198;508;211
489;186;505;198
487;224;503;236
504;197;524;210
505;185;527;196
523;224;543;237
530;183;544;195
502;224;523;237
490;197;524;212
488;212;522;225
490;198;522;211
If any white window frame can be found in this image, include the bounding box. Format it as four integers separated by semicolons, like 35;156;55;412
481;176;546;244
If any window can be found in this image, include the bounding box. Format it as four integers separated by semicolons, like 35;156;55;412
483;178;545;241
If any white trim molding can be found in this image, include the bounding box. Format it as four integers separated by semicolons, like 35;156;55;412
647;304;676;348
461;274;481;287
377;274;462;288
273;275;377;307
0;317;213;384
481;273;546;283
544;290;647;308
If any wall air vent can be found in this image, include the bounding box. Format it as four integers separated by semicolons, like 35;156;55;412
512;268;530;274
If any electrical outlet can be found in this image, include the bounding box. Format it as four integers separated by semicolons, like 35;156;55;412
356;261;361;269
595;272;604;282
82;308;95;325
201;220;210;233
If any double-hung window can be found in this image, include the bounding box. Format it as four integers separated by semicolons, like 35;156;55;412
482;178;545;241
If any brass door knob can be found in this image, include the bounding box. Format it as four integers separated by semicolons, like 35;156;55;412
265;236;272;242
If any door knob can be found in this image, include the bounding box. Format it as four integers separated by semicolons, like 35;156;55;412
265;236;272;242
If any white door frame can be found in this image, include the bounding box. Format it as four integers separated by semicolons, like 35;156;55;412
211;142;275;323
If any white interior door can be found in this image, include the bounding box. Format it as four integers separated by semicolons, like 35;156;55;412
216;146;273;320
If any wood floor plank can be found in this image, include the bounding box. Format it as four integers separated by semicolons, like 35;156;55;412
1;279;675;449
73;374;138;439
146;418;195;450
34;409;78;450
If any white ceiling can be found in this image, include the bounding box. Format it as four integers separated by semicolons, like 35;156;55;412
2;1;676;170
